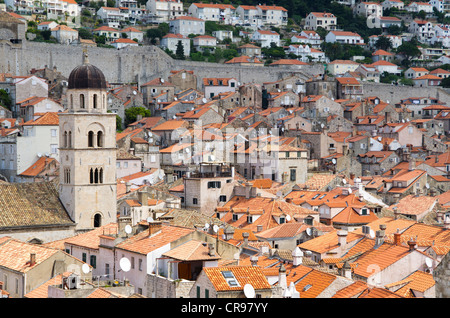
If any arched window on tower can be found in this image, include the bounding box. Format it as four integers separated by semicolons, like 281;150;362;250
94;168;99;184
68;131;72;148
64;131;68;148
99;168;103;183
88;131;94;147
103;94;106;109
70;94;73;109
93;94;98;109
80;94;85;108
97;131;103;148
94;213;102;228
90;168;94;184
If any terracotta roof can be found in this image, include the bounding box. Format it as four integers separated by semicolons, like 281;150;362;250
65;223;118;250
203;266;271;292
269;59;308;66
25;272;73;298
151;119;186;131
203;78;236;86
141;77;175;87
21;112;59;126
116;224;194;255
191;3;235;9
385;270;435;297
299;230;364;254
19;157;58;177
389;195;437;217
336;77;361;85
0;238;60;273
162;240;221;261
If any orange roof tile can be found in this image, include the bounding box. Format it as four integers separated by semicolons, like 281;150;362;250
203;266;271;292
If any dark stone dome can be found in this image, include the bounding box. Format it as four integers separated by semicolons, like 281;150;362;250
68;60;107;90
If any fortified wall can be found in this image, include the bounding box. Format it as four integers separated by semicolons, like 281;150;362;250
0;39;322;88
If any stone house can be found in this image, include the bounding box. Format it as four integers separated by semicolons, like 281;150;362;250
203;78;238;99
0;237;90;298
140;77;175;109
377;122;424;147
11;76;48;117
169;16;205;37
151;119;189;148
50;25;78;45
116;148;142;179
358;150;401;176
267;91;299;108
301;95;343;118
16;97;64;122
181;106;223;126
347;135;370;157
326;115;353;133
382;169;428;205
238;43;262;58
168;70;197;92
336;77;363;100
192;35;217;53
17;156;59;183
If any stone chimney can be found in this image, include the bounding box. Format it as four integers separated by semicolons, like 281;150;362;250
408;159;416;171
375;226;385;246
126;182;131;193
444;215;450;230
208;243;216;257
394;229;402;246
337;230;348;250
29;253;36;266
138;190;149;206
343;261;352;279
256;225;263;233
118;216;132;237
407;237;416;251
292;247;303;266
148;221;162;236
242;231;249;246
278;263;287;290
393;207;399;220
250;255;258;266
223;226;234;241
436;211;444;224
342;144;348;155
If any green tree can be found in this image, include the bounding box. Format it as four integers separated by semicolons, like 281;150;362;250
0;89;11;110
375;36;393;51
78;28;93;39
440;76;450;88
396;40;421;67
175;40;185;60
124;107;151;126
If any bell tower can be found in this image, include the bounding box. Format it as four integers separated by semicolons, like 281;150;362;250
59;52;117;232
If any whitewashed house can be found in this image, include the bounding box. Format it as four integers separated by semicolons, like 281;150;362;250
160;33;191;56
251;30;280;47
169;16;205;37
325;30;364;45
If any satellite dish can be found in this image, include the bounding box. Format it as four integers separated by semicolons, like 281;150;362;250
160;78;165;83
369;229;375;238
37;153;42;157
348;188;352;194
378;137;382;141
173;115;177;119
213;225;219;233
426;183;430;189
320;123;325;128
286;215;291;222
332;158;337;164
202;98;207;103
204;223;210;229
243;284;256;298
306;227;312;236
147;216;154;223
342;178;346;184
174;97;178;100
81;263;90;274
425;257;432;268
133;90;137;95
125;224;132;234
119;257;131;272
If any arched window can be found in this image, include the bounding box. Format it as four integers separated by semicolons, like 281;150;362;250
94;213;102;228
94;168;99;184
70;94;73;109
93;94;98;109
99;168;103;184
68;131;72;148
97;131;103;148
88;131;94;147
103;94;106;109
90;168;94;184
64;131;68;148
80;94;85;108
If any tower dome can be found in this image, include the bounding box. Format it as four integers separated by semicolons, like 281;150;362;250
68;52;107;90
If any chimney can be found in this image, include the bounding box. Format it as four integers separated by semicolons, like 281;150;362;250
337;230;348;250
250;255;258;266
223;226;234;241
148;221;162;236
394;229;402;246
30;253;36;266
444;215;450;230
436;211;444;224
343;261;352;279
126;182;131;193
208;243;216;257
375;225;385;246
408;159;416;171
342;144;348;155
256;225;263;233
407;237;416;251
285;197;293;204
118;216;132;237
292;247;303;266
393;207;399;220
138;190;149;207
242;231;249;246
278;263;287;290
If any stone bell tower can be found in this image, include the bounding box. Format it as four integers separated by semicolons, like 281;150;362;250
59;52;117;232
